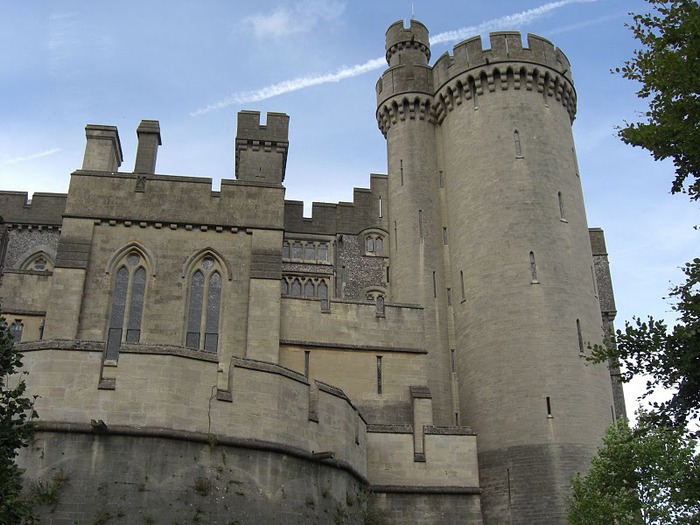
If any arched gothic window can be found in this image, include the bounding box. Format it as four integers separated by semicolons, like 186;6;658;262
186;256;222;353
107;251;148;361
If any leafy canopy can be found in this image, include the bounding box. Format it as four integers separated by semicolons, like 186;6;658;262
590;258;700;432
569;417;700;525
0;311;37;524
616;0;700;201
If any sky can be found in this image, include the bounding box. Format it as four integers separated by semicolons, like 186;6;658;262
0;0;696;421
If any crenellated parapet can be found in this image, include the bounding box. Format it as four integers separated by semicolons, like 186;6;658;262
376;29;577;136
431;32;576;124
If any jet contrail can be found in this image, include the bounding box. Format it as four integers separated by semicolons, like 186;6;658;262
191;0;598;116
2;148;62;166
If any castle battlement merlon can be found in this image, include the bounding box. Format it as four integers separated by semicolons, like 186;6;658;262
82;124;123;172
235;111;289;184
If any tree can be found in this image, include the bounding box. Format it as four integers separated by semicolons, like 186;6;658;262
616;0;700;201
590;258;700;432
0;311;37;524
569;417;700;525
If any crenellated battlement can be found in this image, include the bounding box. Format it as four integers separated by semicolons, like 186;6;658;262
434;32;571;81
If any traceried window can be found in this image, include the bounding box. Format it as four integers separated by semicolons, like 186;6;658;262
282;276;330;301
106;252;148;361
283;240;330;263
186;256;222;353
20;252;54;272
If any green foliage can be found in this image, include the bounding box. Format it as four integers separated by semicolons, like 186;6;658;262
0;309;38;524
29;469;70;508
569;418;700;525
590;258;700;431
616;0;700;201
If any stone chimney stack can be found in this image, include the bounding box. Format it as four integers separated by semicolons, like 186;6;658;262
81;125;123;172
134;120;162;174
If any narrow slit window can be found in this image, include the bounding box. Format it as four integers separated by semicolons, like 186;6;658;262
376;356;383;395
419;210;424;239
386;266;390;283
394;221;398;250
577;319;584;354
471;80;479;108
558;192;566;220
460;271;465;300
447;288;452;306
443;227;448;245
39;320;45;340
451;349;456;373
514;130;522;157
378;196;383;218
546;396;553;417
439;170;444;188
304;351;310;379
400;159;404;186
432;271;437;298
530;251;538;282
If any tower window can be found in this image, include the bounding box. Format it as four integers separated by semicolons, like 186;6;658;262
530;251;539;283
460;271;466;301
514;130;523;157
577;319;584;354
443;227;448;245
546;396;553;417
9;320;23;343
378;196;383;218
377;356;383;395
419;210;424;239
107;251;148;361
558;192;566;221
186;256;222;353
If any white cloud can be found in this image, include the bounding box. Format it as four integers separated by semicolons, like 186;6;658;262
243;0;345;39
2;148;62;166
194;0;599;114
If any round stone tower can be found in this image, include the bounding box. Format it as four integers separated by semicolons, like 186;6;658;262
376;20;454;425
377;21;618;524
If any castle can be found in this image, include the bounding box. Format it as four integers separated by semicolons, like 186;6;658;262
1;20;624;525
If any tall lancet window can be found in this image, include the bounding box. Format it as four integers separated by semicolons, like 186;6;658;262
529;251;539;283
186;256;222;353
514;130;523;157
107;251;148;361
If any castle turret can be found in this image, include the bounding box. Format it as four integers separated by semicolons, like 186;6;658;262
378;22;618;525
235;110;289;184
377;21;454;425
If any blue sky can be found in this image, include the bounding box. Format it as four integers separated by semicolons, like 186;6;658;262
0;0;696;419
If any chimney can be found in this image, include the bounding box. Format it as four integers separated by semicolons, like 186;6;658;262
82;125;123;172
134;120;162;174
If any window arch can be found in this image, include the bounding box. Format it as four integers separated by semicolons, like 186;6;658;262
186;255;223;353
106;250;149;361
20;252;54;272
362;230;388;256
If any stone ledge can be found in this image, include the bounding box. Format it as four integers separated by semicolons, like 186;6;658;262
16;339;104;352
232;356;308;385
366;424;413;434
121;343;218;362
371;485;482;495
280;339;427;355
424;425;475;436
